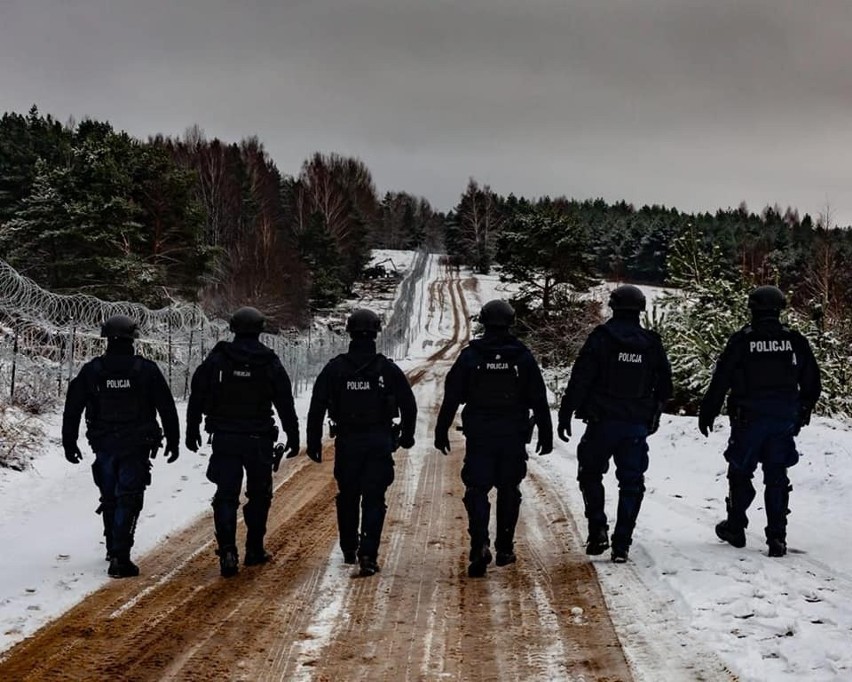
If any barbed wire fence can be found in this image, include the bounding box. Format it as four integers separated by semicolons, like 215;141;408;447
0;251;430;408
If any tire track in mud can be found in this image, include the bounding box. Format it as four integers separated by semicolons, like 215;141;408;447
0;262;636;681
307;268;633;681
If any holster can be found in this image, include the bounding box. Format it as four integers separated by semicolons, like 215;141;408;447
391;422;402;451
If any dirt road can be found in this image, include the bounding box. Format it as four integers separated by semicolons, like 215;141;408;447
0;265;633;681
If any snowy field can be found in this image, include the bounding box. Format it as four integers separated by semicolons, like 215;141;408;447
0;258;850;680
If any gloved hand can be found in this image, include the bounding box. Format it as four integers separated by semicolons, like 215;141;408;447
284;432;301;459
794;405;812;436
536;438;553;456
64;443;83;464
648;409;662;435
186;428;202;453
164;442;179;463
307;445;322;463
434;431;450;455
557;419;571;443
399;433;415;449
698;412;714;437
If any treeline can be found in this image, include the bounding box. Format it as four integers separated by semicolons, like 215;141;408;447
446;179;852;322
444;179;852;415
0;107;443;325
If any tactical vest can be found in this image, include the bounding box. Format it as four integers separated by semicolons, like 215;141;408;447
331;355;393;427
467;347;521;409
742;326;799;394
90;357;146;424
602;335;653;400
206;351;273;421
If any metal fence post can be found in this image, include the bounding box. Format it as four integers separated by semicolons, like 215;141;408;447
10;321;18;402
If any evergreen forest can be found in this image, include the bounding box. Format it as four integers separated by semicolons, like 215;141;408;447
2;107;851;414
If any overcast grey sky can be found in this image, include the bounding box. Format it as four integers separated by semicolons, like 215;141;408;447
2;0;851;223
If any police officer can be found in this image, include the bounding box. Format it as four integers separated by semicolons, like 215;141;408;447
306;309;417;577
558;285;672;563
62;314;180;578
434;299;553;578
698;285;821;557
186;307;300;577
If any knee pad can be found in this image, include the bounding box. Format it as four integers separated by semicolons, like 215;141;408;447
497;485;522;505
616;470;645;495
118;492;144;513
212;492;240;511
245;486;273;505
763;467;789;489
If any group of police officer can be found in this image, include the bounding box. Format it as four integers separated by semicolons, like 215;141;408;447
62;281;819;580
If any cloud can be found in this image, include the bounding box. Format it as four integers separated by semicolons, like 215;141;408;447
1;0;851;222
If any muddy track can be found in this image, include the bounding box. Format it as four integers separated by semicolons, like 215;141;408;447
0;262;633;681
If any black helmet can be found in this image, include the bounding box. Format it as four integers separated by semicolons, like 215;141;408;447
229;306;266;335
609;285;646;312
748;285;786;313
479;299;515;328
100;314;139;339
346;309;382;335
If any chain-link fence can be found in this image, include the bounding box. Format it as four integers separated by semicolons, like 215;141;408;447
0;251;430;408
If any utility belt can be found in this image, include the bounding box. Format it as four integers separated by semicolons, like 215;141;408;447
329;420;392;438
210;429;278;442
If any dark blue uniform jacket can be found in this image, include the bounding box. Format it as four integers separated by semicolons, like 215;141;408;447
187;337;299;443
436;332;553;443
62;347;179;452
560;317;672;425
700;318;821;421
306;338;417;453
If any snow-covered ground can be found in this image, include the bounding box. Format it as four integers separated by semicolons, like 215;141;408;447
467;269;852;681
1;258;851;681
532;415;852;682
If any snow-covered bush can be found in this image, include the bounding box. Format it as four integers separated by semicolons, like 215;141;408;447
650;231;852;417
0;402;43;470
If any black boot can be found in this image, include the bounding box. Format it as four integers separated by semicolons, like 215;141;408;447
764;471;791;554
108;554;140;579
358;555;380;577
585;526;610;555
767;537;787;557
612;487;644;556
244;547;272;566
495;486;521;567
217;547;239;577
243;495;272;567
336;492;360;562
495;550;517;567
715;519;746;548
611;545;629;563
98;502;116;561
467;543;493;578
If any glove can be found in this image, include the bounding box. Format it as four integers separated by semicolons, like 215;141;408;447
648;409;662;435
536;439;553;456
307;446;322;463
284;433;301;459
164;442;179;464
557;420;571;443
64;443;83;464
794;405;812;436
399;433;415;449
434;431;450;455
698;412;714;437
186;429;202;453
